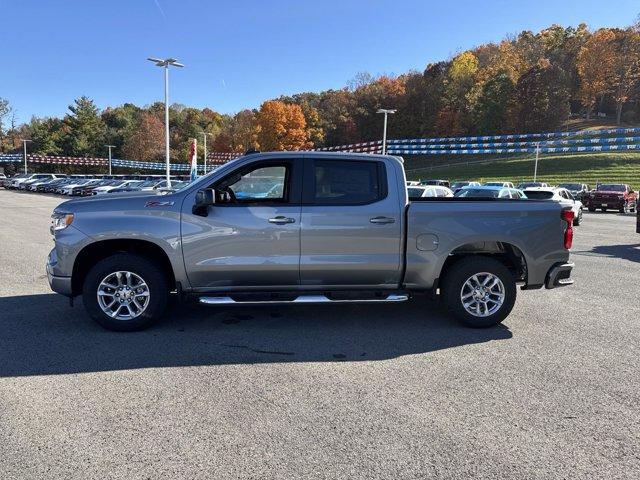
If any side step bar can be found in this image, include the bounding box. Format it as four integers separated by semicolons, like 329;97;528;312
199;293;409;306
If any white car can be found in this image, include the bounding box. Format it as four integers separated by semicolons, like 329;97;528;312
484;181;515;189
406;180;421;186
92;180;142;195
407;185;454;198
60;179;99;195
522;187;583;226
19;174;59;190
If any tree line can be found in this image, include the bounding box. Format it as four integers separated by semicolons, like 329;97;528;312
1;21;639;172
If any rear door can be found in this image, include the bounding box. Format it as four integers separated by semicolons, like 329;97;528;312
299;157;402;287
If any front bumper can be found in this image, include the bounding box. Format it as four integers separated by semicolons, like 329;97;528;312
545;262;574;289
589;198;624;208
47;249;73;296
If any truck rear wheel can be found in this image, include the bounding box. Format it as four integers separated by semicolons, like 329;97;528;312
82;254;169;331
442;257;516;328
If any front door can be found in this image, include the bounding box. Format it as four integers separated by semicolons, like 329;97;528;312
299;157;403;287
181;158;302;289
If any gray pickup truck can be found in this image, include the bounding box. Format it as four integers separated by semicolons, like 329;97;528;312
47;152;574;331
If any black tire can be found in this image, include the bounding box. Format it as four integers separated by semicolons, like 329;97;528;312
82;254;169;331
441;257;516;328
573;209;582;226
588;207;596;213
601;208;607;212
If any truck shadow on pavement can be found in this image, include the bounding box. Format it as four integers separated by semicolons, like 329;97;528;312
587;243;640;263
0;294;512;377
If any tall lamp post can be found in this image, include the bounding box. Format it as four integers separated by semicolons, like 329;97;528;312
376;108;396;155
147;57;184;187
105;145;115;175
201;132;210;174
533;142;540;181
21;139;32;174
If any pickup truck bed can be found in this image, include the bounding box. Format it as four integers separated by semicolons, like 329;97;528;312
47;151;574;331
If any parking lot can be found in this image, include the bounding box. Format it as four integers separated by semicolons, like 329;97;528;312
0;188;638;479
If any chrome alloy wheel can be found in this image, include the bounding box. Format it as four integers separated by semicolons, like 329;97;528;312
460;272;505;317
97;271;150;320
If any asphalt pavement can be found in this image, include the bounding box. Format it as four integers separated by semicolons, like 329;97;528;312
0;189;638;479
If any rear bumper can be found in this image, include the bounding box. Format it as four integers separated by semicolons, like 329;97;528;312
545;262;574;289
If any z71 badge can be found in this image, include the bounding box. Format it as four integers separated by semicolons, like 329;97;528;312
145;201;175;208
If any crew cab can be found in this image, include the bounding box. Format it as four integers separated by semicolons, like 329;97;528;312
47;152;574;331
588;183;637;213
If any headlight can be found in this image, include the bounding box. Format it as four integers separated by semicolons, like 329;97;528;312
50;212;74;234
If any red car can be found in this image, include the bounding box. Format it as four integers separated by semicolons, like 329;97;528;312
587;184;637;213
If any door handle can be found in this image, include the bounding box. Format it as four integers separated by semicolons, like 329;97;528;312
268;216;296;224
369;216;396;224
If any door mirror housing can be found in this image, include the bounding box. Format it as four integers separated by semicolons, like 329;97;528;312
193;188;215;216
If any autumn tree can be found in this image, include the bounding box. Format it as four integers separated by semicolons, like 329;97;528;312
472;73;516;134
257;101;308;151
610;28;640;124
577;29;616;119
123;112;164;161
513;60;570;132
0;97;11;152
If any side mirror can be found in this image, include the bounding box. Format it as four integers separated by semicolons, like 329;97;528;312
193;188;215;216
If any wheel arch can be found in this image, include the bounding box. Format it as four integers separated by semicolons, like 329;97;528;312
71;239;176;296
438;240;528;285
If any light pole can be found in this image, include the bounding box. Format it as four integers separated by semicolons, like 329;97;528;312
21;139;32;174
105;145;115;175
201;132;210;174
533;142;540;181
376;108;396;155
147;57;184;187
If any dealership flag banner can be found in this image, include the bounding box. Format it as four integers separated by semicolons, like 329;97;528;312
189;138;198;181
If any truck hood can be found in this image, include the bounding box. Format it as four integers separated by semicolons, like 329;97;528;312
56;190;179;212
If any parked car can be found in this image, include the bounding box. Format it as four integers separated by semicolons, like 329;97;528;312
455;185;526;199
29;175;67;191
484;181;515;189
35;177;69;192
407;185;454;198
420;179;450;188
557;183;590;204
451;181;481;193
588;183;637;213
522;187;583;226
47;151;574;332
19;174;60;190
77;179;117;196
406;180;421;186
92;180;141;195
517;181;549;189
6;173;33;189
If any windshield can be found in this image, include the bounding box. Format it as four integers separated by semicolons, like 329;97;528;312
558;183;582;190
518;182;542;188
484;182;504;187
455;188;499;198
523;190;554;199
597;184;625;192
407;187;425;197
451;182;469;188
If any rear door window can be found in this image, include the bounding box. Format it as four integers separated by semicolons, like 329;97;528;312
307;160;386;205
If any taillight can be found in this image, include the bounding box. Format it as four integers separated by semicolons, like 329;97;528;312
561;209;574;249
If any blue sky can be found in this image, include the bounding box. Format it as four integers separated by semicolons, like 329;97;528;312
1;0;638;123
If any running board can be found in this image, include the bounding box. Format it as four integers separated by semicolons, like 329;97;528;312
199;293;409;306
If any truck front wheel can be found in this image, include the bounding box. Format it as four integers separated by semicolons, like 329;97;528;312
442;257;516;328
82;254;169;331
